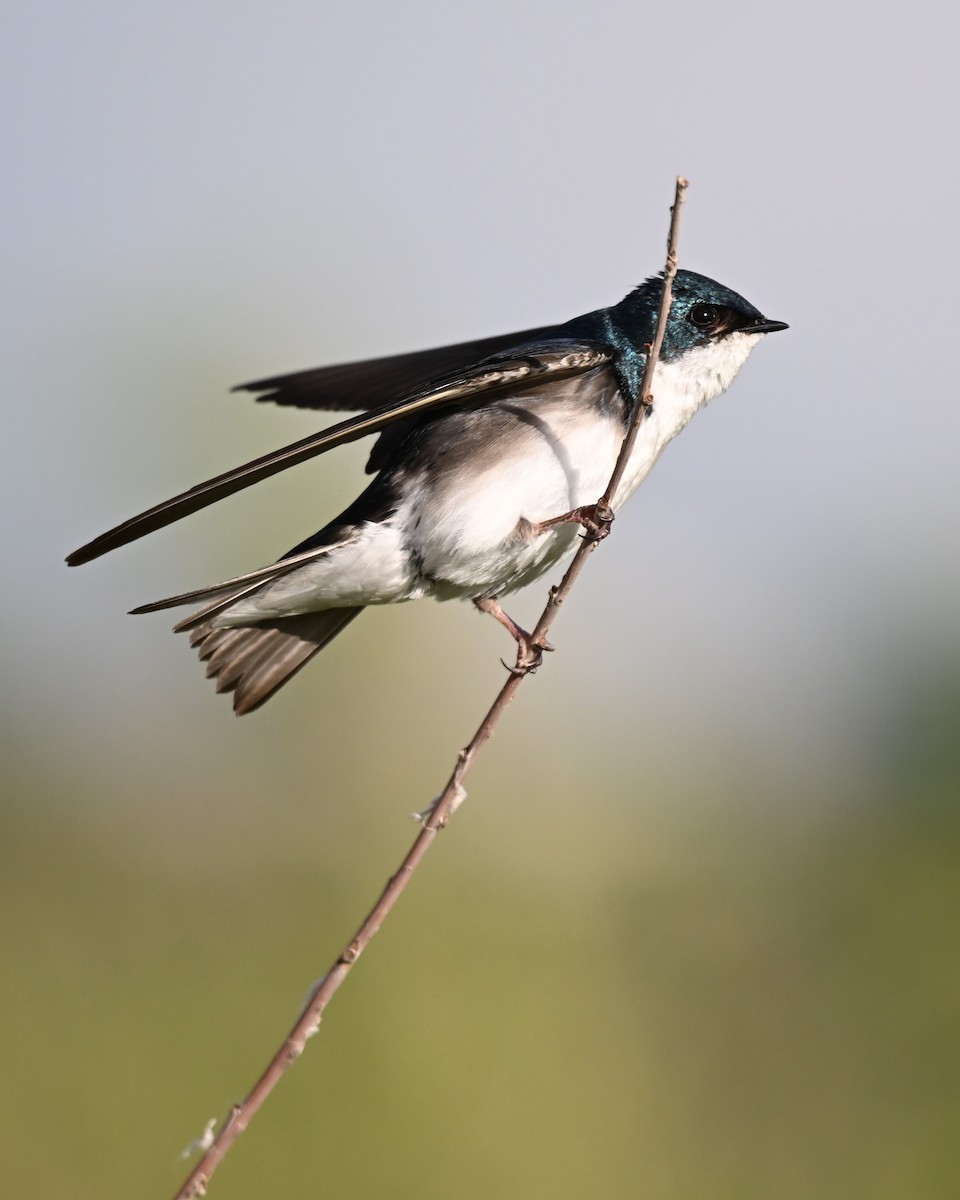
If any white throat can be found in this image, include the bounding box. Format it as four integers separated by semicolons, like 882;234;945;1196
612;331;762;508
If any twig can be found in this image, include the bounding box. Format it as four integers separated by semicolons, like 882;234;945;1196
603;176;687;509
171;175;689;1200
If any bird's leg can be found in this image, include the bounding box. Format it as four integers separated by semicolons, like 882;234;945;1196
532;500;615;541
473;597;554;674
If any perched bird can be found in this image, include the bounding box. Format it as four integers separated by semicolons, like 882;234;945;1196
67;269;787;714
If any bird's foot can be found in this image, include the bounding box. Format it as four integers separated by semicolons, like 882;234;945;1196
502;629;555;676
534;501;614;542
474;596;554;675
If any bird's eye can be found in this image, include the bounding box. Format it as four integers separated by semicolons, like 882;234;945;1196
688;303;720;328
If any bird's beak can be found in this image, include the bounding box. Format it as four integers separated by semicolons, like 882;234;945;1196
740;318;789;334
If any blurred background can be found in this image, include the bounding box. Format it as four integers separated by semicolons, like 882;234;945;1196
4;2;960;1196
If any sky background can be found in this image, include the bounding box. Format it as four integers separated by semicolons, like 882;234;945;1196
4;3;960;1198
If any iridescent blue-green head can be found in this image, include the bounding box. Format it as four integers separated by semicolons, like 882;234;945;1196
569;269;787;405
613;269;788;361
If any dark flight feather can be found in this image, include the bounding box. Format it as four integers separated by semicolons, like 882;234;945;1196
128;540;354;617
66;342;611;567
233;325;559;412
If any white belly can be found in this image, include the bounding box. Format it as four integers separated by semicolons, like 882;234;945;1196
214;342;756;623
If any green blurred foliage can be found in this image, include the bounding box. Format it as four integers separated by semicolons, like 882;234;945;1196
3;652;959;1199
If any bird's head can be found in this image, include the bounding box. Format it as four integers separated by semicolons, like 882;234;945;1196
607;269;788;406
620;269;788;360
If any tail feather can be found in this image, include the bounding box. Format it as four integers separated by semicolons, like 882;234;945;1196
130;545;364;712
189;608;363;714
196;624;263;676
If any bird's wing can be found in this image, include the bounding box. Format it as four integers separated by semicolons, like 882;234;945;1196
66;340;613;566
126;539;355;617
233;325;560;412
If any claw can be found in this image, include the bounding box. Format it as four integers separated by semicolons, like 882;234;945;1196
533;502;614;541
474;596;553;675
504;634;544;675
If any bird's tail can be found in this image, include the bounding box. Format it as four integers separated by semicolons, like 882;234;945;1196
130;548;363;714
184;607;363;715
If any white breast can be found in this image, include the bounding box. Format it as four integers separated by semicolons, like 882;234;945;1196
614;331;762;506
215;330;765;619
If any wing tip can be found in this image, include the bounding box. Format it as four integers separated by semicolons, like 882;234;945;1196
230;378;279;401
66;545;96;567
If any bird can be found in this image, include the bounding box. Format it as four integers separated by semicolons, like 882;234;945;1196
67;269;787;714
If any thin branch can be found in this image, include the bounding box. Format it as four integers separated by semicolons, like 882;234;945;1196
171;175;689;1200
603;176;687;510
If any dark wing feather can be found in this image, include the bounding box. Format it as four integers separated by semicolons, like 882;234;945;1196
126;540;353;618
66;341;613;566
233;325;559;412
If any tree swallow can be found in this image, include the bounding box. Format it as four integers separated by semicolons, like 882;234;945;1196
67;270;787;714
